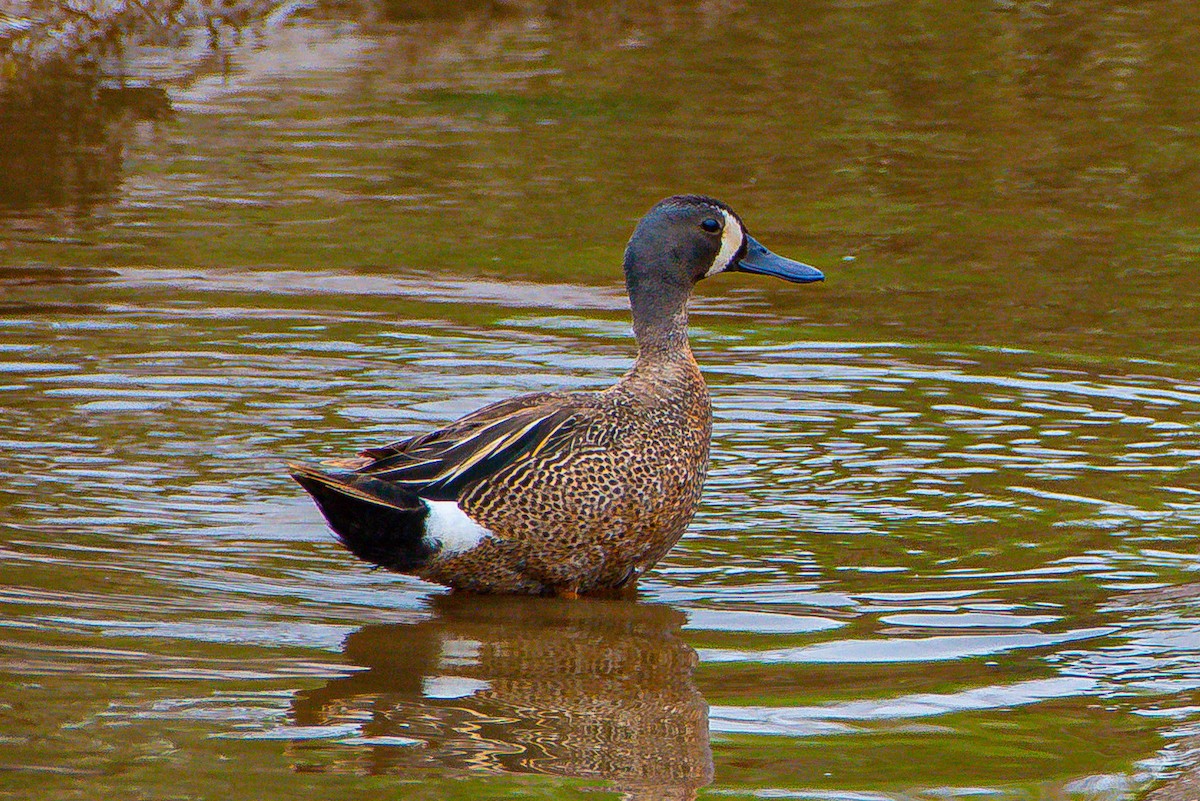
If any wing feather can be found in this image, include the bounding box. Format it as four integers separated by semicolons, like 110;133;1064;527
349;392;589;501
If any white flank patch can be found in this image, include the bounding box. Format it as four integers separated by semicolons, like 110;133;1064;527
422;499;492;555
705;209;745;277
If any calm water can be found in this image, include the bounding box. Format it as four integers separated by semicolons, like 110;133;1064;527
4;2;1200;800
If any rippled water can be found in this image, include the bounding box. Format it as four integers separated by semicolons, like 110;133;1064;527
6;267;1200;799
4;2;1200;800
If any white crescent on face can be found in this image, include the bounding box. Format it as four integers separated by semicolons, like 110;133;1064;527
704;209;745;277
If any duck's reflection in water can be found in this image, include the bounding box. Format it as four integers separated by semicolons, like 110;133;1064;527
293;595;712;799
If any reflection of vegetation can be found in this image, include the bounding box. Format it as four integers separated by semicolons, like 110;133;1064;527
0;61;119;209
416;89;668;121
8;0;1200;357
0;0;695;212
0;0;237;210
379;0;519;22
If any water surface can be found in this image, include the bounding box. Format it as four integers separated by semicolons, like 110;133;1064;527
3;2;1200;800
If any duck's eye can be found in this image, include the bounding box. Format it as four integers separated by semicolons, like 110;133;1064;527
700;218;722;234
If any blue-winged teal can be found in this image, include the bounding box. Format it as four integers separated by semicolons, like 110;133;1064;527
290;195;823;597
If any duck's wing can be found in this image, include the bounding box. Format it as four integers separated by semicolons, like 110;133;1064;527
347;392;590;501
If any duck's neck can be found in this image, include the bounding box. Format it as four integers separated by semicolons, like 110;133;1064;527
627;273;695;369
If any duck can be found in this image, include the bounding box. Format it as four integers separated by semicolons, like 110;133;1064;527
289;195;823;597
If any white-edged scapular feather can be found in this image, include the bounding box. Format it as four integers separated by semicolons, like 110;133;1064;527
705;209;745;277
423;499;493;555
364;406;577;494
433;415;551;486
289;463;412;509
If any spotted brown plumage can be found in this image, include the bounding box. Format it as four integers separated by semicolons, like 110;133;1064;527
289;195;824;596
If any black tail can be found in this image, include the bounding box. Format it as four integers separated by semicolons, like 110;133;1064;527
288;463;436;572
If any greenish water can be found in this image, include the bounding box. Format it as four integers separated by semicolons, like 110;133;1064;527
3;2;1200;799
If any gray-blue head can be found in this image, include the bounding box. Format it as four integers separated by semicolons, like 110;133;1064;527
623;196;823;345
625;195;823;289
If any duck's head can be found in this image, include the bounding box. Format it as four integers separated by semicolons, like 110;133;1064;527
624;195;824;294
623;196;823;346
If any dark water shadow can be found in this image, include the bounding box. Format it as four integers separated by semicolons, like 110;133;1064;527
293;594;712;799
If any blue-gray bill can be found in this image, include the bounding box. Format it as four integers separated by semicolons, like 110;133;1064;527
734;235;824;283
